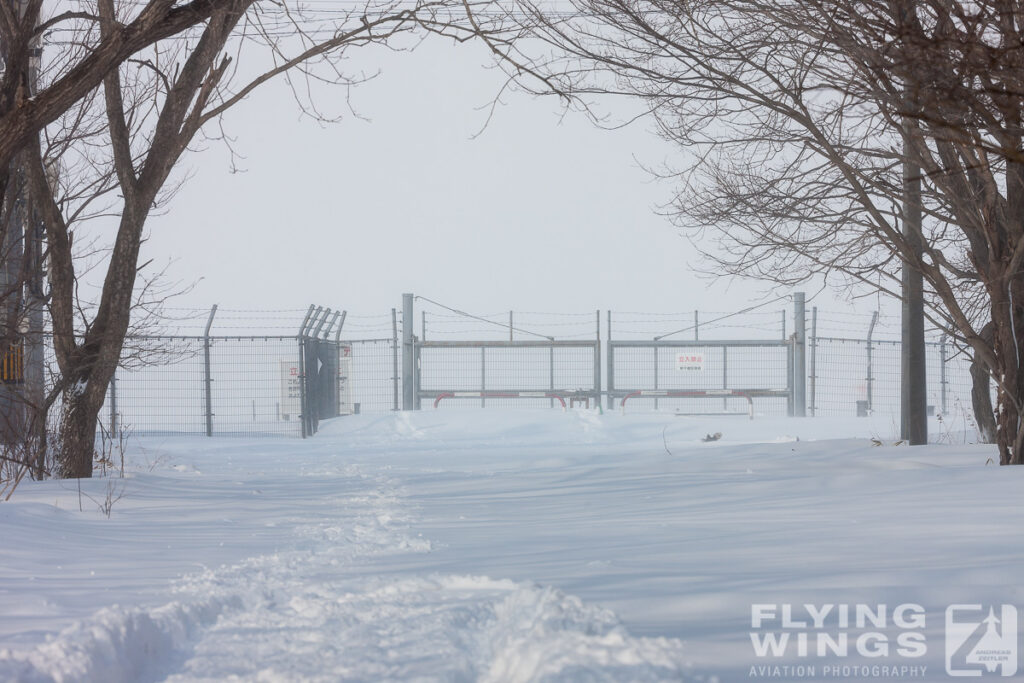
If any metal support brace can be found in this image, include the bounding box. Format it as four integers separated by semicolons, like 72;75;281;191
335;311;347;343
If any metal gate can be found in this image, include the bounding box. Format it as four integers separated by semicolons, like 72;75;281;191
607;339;794;415
416;340;601;409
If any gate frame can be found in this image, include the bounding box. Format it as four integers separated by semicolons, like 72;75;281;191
607;338;795;415
415;339;600;409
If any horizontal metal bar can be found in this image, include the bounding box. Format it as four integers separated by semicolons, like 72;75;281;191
418;389;595;397
83;334;304;342
609;389;790;397
813;336;903;345
418;340;598;349
607;339;788;348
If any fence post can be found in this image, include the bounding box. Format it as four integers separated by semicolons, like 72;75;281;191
595;310;601;409
793;291;806;417
414;341;422;411
203;304;218;437
866;311;879;414
335;311;347;343
786;337;794;416
391;308;399;411
509;311;514;342
402;293;415;410
298;305;315;437
303;306;322;437
607;311;614;410
940;334;948;415
481;347;486;408
810;306;817;416
694;310;699;341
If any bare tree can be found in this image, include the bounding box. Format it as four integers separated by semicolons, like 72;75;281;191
0;0;273;474
0;0;261;178
11;0;479;478
476;0;1024;462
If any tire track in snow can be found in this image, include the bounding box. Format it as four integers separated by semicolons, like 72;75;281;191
1;466;690;682
162;575;688;682
0;467;420;683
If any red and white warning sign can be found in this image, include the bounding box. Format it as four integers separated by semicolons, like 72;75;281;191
676;352;705;371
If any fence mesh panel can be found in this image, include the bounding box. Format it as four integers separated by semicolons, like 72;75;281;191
610;343;791;415
418;343;597;409
346;339;399;414
811;338;975;420
25;304;991;438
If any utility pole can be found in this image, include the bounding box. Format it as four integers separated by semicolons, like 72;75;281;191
793;292;806;417
901;39;928;445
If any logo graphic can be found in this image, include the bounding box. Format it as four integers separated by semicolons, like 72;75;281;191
946;604;1018;677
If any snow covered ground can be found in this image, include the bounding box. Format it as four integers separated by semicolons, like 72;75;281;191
0;409;1021;682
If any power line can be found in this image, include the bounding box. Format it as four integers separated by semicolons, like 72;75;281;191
652;295;790;341
415;294;554;340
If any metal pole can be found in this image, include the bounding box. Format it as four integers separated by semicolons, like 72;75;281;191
781;310;786;340
203;304;218;437
810;306;817;417
481;347;486;408
786;335;794;417
793;291;806;417
298;305;315;438
298;337;307;438
402;293;415;410
940;334;948;415
391;308;399;411
312;308;332;338
901;43;927;446
415;341;422;411
509;311;514;342
334;311;347;343
304;306;322;337
595;310;601;408
694;310;699;341
322;310;341;340
303;307;322;437
607;311;614;410
422;311;427;342
867;311;879;414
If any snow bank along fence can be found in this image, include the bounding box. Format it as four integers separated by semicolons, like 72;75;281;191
48;294;978;440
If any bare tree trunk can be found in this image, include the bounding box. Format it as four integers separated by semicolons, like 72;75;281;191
970;323;997;444
987;279;1024;465
55;386;102;478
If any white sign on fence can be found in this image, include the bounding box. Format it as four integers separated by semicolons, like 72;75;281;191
280;360;301;420
676;351;705;372
338;344;353;415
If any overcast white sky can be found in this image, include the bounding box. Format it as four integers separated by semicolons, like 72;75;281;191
142;37;873;320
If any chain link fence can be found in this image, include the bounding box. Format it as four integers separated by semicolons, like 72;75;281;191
21;295;985;439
